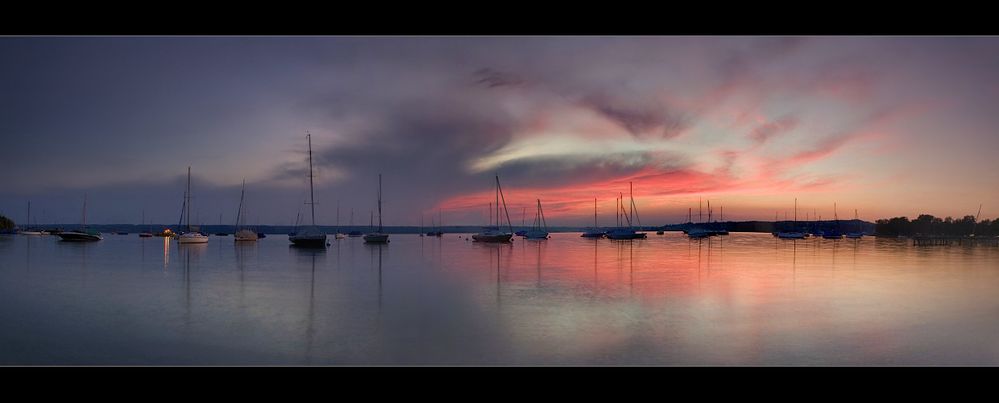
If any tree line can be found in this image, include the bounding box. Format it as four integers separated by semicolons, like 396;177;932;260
0;215;15;231
875;214;998;237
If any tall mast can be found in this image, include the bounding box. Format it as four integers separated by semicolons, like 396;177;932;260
336;200;340;232
494;174;499;228
236;179;245;229
186;166;191;231
794;198;798;226
629;182;634;226
82;193;87;230
708;200;711;222
26;201;30;229
699;197;703;223
594;198;597;227
495;174;513;233
377;174;383;232
307;132;316;226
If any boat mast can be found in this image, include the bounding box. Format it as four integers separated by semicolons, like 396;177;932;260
236;179;245;229
82;193;87;230
377;174;383;232
629;182;634;227
336;200;340;233
307;132;316;227
186;167;191;232
494;175;514;234
594;198;597;228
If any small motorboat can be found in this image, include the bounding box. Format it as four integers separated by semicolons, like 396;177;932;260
58;230;103;242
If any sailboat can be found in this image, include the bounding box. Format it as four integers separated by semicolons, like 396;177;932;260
581;198;605;238
472;175;514;243
139;210;153;237
57;194;103;241
430;209;444;237
177;167;209;244
363;174;390;243
846;209;864;238
234;179;258;242
347;208;362;237
823;203;844;239
607;182;646;239
289;132;328;247
334;200;346;239
18;201;43;235
776;198;807;239
523;199;550;239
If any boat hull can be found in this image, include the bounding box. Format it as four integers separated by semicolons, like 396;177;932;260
177;234;209;244
580;231;605;238
290;235;327;247
57;231;103;242
138;233;153;238
234;229;258;242
472;233;513;243
363;233;390;243
523;230;549;239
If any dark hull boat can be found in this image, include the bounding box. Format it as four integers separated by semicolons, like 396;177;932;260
472;175;514;243
472;231;513;243
59;195;102;242
58;230;103;242
290;234;327;247
363;174;390;244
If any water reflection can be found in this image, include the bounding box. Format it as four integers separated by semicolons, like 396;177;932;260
2;233;999;365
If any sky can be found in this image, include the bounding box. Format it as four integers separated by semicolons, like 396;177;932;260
1;36;998;227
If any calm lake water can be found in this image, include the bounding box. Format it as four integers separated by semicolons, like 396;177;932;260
2;232;998;365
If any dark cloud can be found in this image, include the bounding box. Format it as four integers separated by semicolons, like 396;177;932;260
748;115;799;144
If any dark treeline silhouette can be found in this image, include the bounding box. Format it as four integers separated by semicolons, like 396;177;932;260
0;215;15;231
875;214;998;237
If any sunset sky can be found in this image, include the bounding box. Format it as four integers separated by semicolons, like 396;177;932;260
2;36;998;226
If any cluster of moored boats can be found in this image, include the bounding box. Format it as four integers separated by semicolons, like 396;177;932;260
8;135;869;246
769;200;864;239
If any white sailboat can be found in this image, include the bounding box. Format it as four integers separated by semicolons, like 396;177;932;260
177;167;209;244
289;132;328;247
234;179;258;242
335;200;346;239
18;201;43;235
363;174;390;243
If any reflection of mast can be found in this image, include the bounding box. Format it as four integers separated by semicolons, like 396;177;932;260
305;253;316;364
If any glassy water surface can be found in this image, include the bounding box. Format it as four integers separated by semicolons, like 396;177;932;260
2;233;998;365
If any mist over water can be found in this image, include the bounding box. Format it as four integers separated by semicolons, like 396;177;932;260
1;232;998;365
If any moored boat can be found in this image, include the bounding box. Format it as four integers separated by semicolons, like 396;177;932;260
363;174;390;244
289;132;328;248
57;194;103;242
581;198;605;238
233;179;258;242
472;175;514;243
176;167;209;245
